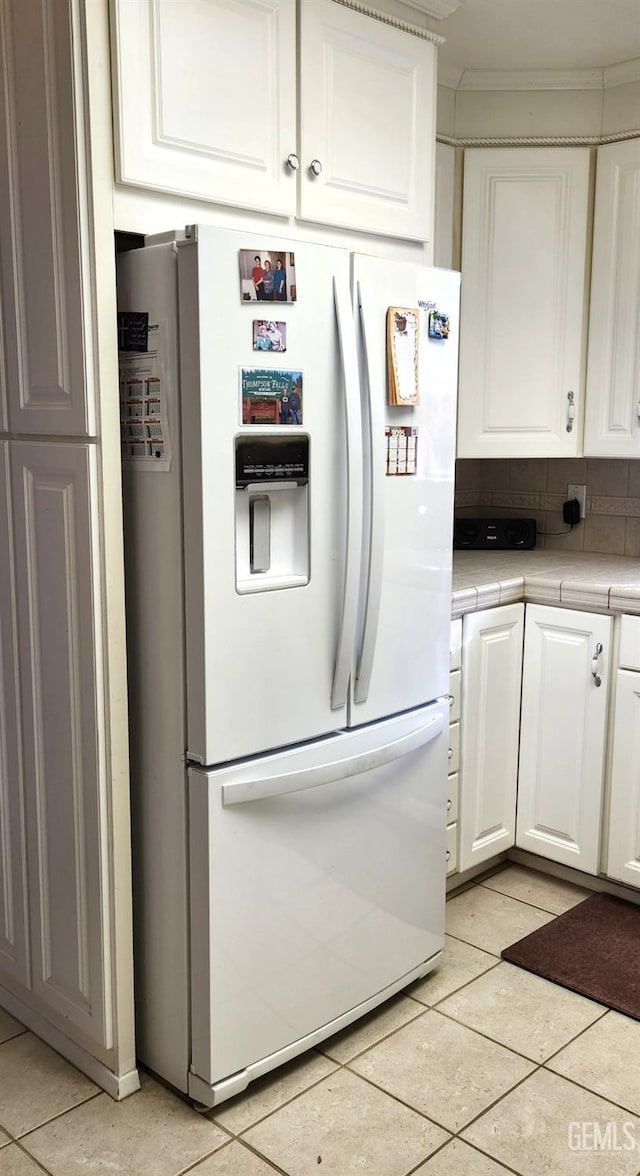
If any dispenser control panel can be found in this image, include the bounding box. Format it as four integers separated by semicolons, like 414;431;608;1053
235;436;309;488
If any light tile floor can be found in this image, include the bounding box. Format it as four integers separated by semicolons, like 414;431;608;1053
3;865;640;1176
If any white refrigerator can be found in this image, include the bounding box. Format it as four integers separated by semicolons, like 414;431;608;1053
117;224;460;1107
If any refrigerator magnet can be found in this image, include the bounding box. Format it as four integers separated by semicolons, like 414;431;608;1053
240;368;303;426
387;308;419;406
385;427;418;476
239;249;297;303
428;310;450;340
253;320;287;352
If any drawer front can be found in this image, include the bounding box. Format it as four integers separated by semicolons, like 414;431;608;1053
447;770;459;824
449;669;461;722
619;615;640;673
448;721;460;775
450;618;462;671
446;822;458;875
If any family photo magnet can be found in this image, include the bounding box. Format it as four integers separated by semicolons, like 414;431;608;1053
239;249;297;303
253;320;287;352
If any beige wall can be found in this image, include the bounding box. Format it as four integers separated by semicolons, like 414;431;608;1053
437;77;640;138
602;79;640;133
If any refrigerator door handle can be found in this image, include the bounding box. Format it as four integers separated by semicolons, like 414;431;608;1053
354;281;386;704
221;710;445;805
331;273;363;710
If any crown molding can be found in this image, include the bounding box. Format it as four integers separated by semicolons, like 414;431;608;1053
604;57;640;88
331;0;445;42
398;0;463;16
436;57;640;93
438;61;464;89
437;129;640;146
457;68;603;91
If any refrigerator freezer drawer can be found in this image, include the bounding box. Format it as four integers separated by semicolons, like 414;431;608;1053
188;701;448;1097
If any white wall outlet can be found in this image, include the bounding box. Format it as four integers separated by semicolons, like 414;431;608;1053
568;484;587;519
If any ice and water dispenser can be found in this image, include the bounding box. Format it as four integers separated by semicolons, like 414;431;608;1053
235;436;310;592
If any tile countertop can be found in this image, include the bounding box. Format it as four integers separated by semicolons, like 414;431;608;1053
452;551;640;618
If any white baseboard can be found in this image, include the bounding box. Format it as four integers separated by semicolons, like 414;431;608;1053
0;985;140;1101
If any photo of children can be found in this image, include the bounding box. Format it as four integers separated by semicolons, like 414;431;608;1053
253;320;287;352
241;369;303;425
239;250;297;302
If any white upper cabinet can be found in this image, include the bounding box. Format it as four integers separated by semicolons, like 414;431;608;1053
299;0;436;239
458;148;590;458
111;0;298;217
583;139;640;457
0;0;96;436
110;0;438;240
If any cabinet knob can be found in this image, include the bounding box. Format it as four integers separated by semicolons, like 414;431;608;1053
286;153;300;171
309;159;323;177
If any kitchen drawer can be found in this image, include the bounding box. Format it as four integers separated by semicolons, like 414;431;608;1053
449;669;461;722
619;615;640;672
446;822;458;875
450;618;462;671
447;771;459;824
448;721;460;775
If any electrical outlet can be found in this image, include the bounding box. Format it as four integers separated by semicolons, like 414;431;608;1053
568;483;586;519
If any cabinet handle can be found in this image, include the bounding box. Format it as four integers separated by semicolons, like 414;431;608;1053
446;849;451;862
447;798;452;811
286;153;299;171
566;390;576;433
309;159;323;177
591;641;603;687
448;747;453;760
637;401;640;422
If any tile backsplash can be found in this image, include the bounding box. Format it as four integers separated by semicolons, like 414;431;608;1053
455;459;640;555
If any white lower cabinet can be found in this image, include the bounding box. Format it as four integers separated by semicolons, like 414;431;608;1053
516;605;612;875
0;443;30;989
10;443;115;1048
606;615;640;886
458;604;524;872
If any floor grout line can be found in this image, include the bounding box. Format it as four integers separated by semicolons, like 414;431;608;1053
176;1134;289;1176
7;1136;56;1175
4;872;639;1176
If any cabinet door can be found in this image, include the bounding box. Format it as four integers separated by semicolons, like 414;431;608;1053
458;148;590;458
0;443;30;990
299;0;437;240
606;670;640;886
516;605;611;874
11;443;114;1049
0;0;96;436
111;0;297;216
458;604;524;872
583;140;640;457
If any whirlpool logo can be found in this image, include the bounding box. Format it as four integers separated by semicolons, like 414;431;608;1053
568;1121;637;1151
